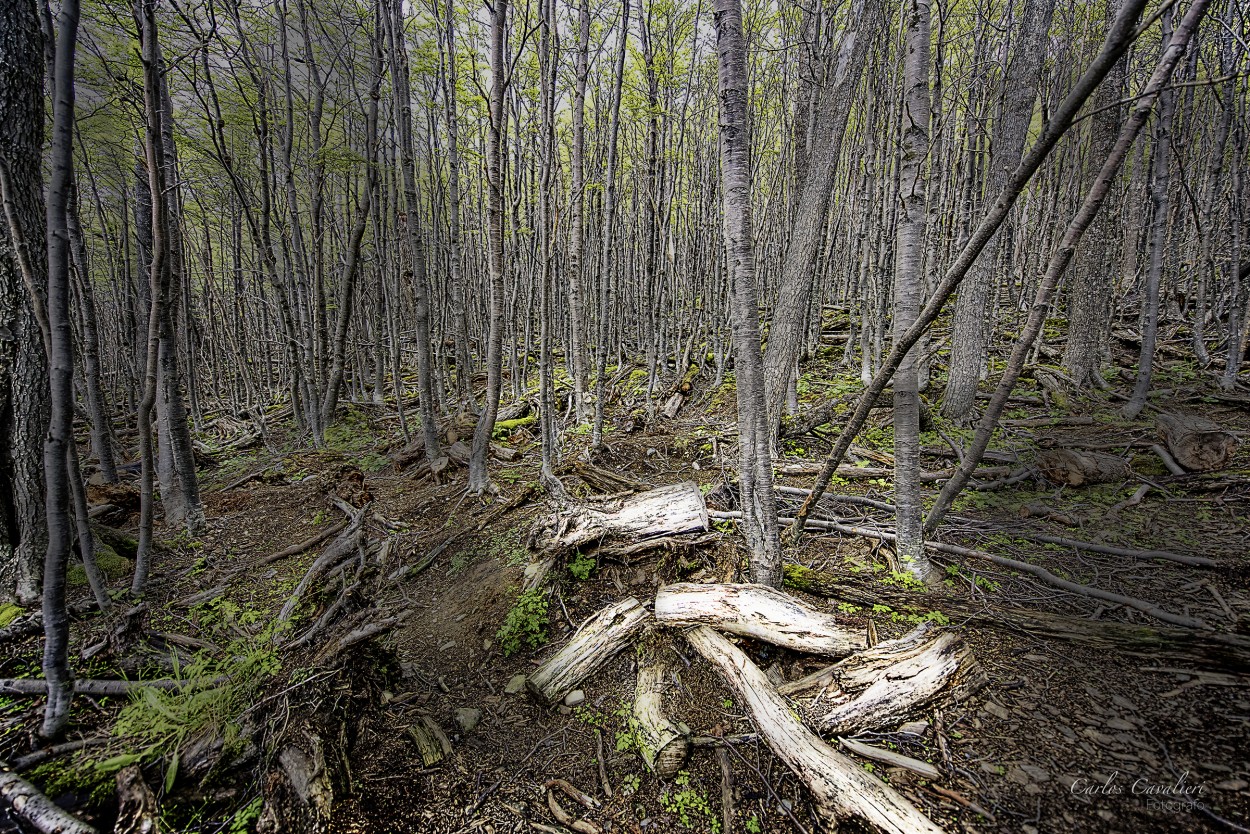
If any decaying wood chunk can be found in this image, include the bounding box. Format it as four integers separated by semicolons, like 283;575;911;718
685;626;943;834
528;597;650;705
408;715;453;767
811;627;985;736
655;583;864;657
257;737;335;834
1156;412;1240;472
529;482;708;555
633;636;689;777
114;765;161;834
1036;448;1132;486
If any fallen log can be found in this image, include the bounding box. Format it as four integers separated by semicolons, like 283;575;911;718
409;715;453;767
685;626;943;834
0;677;223;697
776;461;1011;482
0;762;97;834
655;583;864;657
529;482;708;555
1156;412;1239;471
633;637;689;778
527;597;650;705
1035;448;1133;486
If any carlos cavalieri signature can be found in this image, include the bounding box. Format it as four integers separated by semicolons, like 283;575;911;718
1070;770;1209;810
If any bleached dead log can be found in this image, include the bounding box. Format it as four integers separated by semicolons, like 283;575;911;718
527;597;650;705
685;626;943;834
655;583;864;657
778;623;942;697
1036;448;1132;486
633;638;689;777
1157;412;1239;472
0;762;97;834
813;630;985;736
529;483;708;555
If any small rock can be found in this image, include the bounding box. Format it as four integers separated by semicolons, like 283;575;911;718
1020;764;1050;782
1215;779;1248;791
982;700;1010;721
1097;810;1115;822
899;721;929;737
483;639;493;651
778;799;793;814
1105;717;1135;731
675;721;692;736
1024;783;1042;795
1022;826;1039;834
455;708;482;733
564;689;586;708
559;705;572;715
505;674;527;694
1006;766;1030;786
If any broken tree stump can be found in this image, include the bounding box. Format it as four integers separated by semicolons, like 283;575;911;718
1036;448;1133;486
529;482;708;555
655;583;865;657
809;626;985;736
114;765;161;834
633;636;689;777
528;597;650;705
1156;412;1239;472
685;626;943;834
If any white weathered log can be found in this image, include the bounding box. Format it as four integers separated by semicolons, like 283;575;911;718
1157;412;1240;472
814;631;984;736
686;626;943;834
778;623;941;697
655;583;864;657
633;639;689;777
527;597;650;705
529;483;708;554
0;763;97;834
839;738;940;780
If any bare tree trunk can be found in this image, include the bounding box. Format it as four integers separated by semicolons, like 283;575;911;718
714;0;781;586
468;0;509;494
1123;9;1179;419
891;0;934;583
41;0;83;739
0;0;50;606
567;0;592;422
942;0;1055;421
442;0;473;411
761;0;880;435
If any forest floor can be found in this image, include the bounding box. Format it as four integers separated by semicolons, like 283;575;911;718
2;351;1250;834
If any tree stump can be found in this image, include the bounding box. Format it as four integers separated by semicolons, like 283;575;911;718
633;636;689;777
1156;412;1239;471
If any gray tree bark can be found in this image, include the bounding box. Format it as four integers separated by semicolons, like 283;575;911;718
714;0;781;586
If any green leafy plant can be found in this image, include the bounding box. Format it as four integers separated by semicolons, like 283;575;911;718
660;772;721;831
497;588;549;656
569;552;596;580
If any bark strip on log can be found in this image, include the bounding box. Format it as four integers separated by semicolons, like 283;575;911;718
527;597;650;705
0;762;97;834
655;583;864;657
1156;412;1239;471
685;626;943;833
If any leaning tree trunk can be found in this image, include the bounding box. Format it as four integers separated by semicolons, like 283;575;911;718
713;0;782;586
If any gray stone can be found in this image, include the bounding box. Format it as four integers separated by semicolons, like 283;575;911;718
455;708;482;733
505;674;527;694
564;689;586;708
